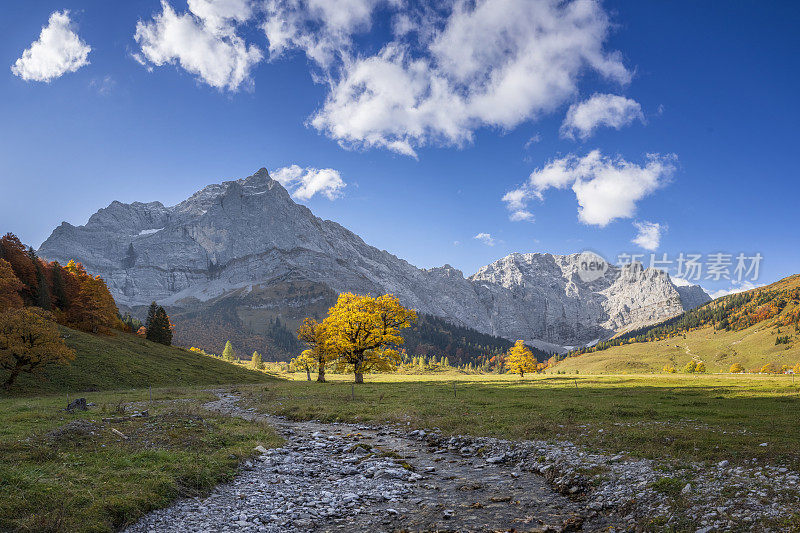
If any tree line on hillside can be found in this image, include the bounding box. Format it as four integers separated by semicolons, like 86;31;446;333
0;233;176;389
0;233;123;388
0;233;120;333
566;283;800;359
401;313;549;369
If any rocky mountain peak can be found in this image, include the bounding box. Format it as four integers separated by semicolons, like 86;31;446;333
38;168;710;349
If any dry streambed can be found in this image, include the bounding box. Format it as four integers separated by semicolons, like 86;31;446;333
124;391;799;532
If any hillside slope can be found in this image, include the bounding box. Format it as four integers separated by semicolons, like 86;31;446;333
556;274;800;373
0;327;272;396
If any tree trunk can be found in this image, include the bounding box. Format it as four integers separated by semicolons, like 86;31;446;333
317;366;326;383
520;370;524;378
3;366;21;390
306;369;311;381
354;372;364;384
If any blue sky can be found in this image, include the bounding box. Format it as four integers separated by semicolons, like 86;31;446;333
1;0;798;296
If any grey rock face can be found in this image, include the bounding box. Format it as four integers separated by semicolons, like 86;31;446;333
38;168;709;347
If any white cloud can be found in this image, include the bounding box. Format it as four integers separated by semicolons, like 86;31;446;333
560;93;643;139
503;150;676;226
186;0;254;33
262;0;391;70
509;210;534;222
308;0;630;156
272;165;346;200
631;221;664;251
524;133;541;149
134;0;262;91
89;75;115;95
11;11;91;82
474;232;495;246
708;281;761;299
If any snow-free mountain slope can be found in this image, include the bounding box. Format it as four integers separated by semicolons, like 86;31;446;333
39;169;709;349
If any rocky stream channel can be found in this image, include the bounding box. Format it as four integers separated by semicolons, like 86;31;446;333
123;391;799;532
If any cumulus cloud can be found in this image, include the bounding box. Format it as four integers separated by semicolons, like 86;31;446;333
631;221;664;251
272;165;346;200
262;0;393;70
560;93;643;139
308;0;630;156
708;281;761;299
134;0;262;91
473;232;495;246
503;150;676;226
11;11;91;82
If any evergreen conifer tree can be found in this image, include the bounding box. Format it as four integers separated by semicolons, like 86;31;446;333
222;341;235;361
50;261;67;309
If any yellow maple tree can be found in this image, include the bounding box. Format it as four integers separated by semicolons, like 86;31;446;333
729;363;744;373
0;308;76;389
290;349;317;381
323;293;416;383
297;317;331;382
506;340;537;377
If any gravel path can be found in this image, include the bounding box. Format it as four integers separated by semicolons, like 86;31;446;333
124;391;799;532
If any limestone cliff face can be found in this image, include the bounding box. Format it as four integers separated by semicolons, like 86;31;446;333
39;168;709;347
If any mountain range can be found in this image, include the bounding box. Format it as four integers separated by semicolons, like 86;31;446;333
38;168;709;357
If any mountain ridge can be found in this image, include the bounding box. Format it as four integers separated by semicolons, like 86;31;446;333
39;168;710;352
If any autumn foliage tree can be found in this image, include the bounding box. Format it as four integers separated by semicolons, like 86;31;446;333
63;261;120;333
297;317;330;382
729;363;744;373
0;234;125;335
320;293;416;384
0;234;38;304
290;349;317;381
0;259;24;311
506;340;537;377
0;308;76;389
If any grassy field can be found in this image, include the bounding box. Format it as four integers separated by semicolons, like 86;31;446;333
554;321;800;374
0;387;282;532
0;326;273;397
238;372;800;470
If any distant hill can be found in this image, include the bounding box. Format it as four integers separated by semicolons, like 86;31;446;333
555;274;800;373
0;326;273;397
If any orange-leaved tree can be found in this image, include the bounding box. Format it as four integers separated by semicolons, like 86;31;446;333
0;233;37;304
506;340;537;377
324;293;416;383
297;317;330;382
0;259;24;312
62;260;119;333
0;308;76;389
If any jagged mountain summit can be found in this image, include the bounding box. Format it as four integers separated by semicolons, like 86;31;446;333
39;168;709;352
